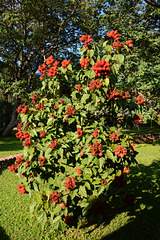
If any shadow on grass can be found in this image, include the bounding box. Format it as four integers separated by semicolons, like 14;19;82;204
0;226;11;240
0;136;23;153
100;159;160;240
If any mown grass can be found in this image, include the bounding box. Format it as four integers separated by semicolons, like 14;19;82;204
0;131;23;158
0;133;160;239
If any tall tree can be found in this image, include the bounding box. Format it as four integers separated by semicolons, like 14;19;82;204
0;0;103;135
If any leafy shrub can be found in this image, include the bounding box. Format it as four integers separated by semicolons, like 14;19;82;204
11;31;143;231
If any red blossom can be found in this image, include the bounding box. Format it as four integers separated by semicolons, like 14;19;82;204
8;164;18;173
92;59;110;78
61;203;66;210
49;139;58;149
89;79;102;90
126;40;133;47
65;105;76;115
101;180;107;185
50;191;61;205
133;114;143;124
25;160;30;168
31;93;38;104
109;132;120;142
77;128;84;138
120;91;130;99
45;55;55;65
65;215;72;225
113;41;124;49
115;145;127;158
75;84;82;92
123;167;130;174
17;184;26;194
38;156;46;166
15;155;23;166
107;30;120;41
47;66;57;77
80;58;90;68
38;63;46;74
137;95;144;105
60;99;64;104
63;177;77;191
50;114;55;118
106;88;119;100
40;131;46;138
62;59;71;68
79;34;93;51
36;102;44;111
80;151;84;156
75;168;82;174
92;129;98;138
22;136;32;147
90;141;103;156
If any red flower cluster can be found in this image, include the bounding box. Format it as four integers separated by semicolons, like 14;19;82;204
79;34;93;51
40;131;46;138
65;215;72;225
17;184;26;194
91;200;106;216
61;203;66;210
107;30;120;41
89;79;102;90
25;160;30;167
115;145;127;158
77;128;84;138
54;105;59;111
31;93;38;104
133;114;143;124
60;99;64;104
22;136;32;147
36;102;44;111
109;132;120;142
137;95;144;105
90;141;103;156
120;91;130;99
123;167;130;174
47;66;57;77
124;194;136;207
38;156;46;166
106;88;119;100
16;105;28;114
65;105;76;115
8;164;18;173
92;129;98;138
126;40;133;47
45;55;55;65
113;41;124;49
16;128;29;141
75;84;82;92
50;191;61;205
62;59;71;68
50;114;55;118
80;58;90;68
38;63;46;74
92;59;110;78
101;179;107;185
49;139;58;149
63;177;77;191
15;155;23;166
75;168;82;174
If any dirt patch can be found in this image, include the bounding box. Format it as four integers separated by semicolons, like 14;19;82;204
132;133;160;143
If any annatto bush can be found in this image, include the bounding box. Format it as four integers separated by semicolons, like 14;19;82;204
11;30;144;231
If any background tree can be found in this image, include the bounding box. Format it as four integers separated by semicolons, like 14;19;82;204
0;0;103;136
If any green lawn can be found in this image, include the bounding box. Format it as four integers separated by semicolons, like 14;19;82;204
0;135;160;239
0;131;23;158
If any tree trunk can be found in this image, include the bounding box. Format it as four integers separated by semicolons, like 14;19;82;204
2;101;19;137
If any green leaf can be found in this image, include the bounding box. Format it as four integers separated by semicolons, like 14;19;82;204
106;150;115;161
88;195;96;202
81;93;90;103
79;186;88;198
99;158;105;169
